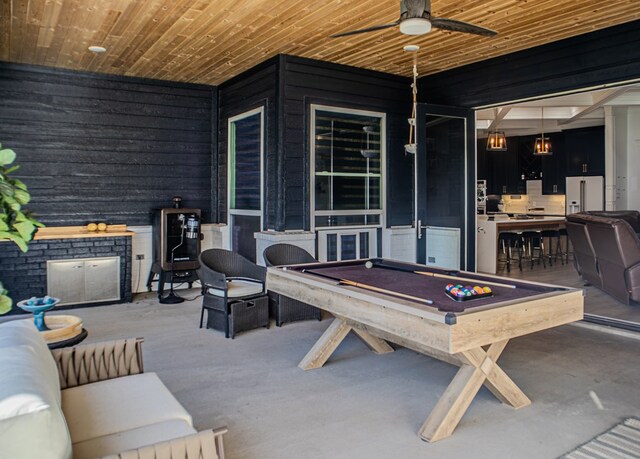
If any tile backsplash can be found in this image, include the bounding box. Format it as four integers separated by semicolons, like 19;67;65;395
502;180;566;214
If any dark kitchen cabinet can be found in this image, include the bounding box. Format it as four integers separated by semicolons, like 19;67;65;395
541;133;566;194
479;127;602;196
478;137;524;195
565;126;605;176
516;135;542;184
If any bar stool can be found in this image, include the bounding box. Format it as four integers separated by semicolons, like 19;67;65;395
541;229;564;266
498;232;522;272
521;231;545;269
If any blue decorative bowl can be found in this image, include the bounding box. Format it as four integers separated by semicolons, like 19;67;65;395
17;297;61;331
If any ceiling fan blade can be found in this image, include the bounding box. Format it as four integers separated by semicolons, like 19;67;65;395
330;21;400;38
430;17;497;37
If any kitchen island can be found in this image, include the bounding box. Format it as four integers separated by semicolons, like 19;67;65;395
477;215;566;274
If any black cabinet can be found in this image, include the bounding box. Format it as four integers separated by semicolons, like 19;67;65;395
541;132;566;195
516;136;542;184
479;127;602;196
477;137;524;195
565;126;605;176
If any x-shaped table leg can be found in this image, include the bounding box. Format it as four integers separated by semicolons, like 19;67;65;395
419;339;531;442
298;317;394;370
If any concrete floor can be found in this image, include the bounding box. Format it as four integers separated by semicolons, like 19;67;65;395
40;293;640;458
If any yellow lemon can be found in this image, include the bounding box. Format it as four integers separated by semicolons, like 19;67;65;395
87;223;98;232
97;223;107;231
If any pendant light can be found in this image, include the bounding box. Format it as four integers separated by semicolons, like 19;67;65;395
486;109;507;151
533;106;552;155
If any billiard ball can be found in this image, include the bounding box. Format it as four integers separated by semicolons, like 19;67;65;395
364;261;374;269
483;286;492;293
446;284;454;291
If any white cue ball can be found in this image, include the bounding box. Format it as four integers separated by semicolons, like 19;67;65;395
364;261;374;269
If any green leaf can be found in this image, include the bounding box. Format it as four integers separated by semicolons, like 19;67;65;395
0;231;28;252
4;165;20;174
0;182;13;197
0;294;11;314
0;219;7;231
13;220;35;241
12;178;27;191
3;195;21;212
0;149;16;167
13;189;30;205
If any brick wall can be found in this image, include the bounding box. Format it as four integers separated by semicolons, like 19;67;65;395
0;236;132;314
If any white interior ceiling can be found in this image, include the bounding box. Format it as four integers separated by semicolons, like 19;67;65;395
476;84;640;138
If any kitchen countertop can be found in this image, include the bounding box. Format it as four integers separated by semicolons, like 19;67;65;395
476;216;566;274
478;215;566;223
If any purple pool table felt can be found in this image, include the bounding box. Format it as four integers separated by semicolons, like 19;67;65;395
301;264;555;313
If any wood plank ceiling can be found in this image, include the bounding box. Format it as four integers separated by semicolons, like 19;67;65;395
2;0;640;86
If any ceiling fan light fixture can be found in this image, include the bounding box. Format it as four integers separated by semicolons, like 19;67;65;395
400;18;432;35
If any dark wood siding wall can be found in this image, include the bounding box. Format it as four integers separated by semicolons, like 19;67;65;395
0;62;216;226
418;20;640;108
217;57;278;227
281;55;412;230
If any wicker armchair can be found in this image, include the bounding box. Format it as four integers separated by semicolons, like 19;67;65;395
52;338;227;459
263;244;322;326
197;249;268;338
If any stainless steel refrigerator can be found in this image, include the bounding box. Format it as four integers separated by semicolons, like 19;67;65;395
566;176;604;213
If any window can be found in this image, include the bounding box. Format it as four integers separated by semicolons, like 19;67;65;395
311;106;385;230
228;107;264;262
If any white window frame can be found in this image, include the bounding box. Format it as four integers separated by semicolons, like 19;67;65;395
227;106;265;232
310;104;387;232
316;228;378;262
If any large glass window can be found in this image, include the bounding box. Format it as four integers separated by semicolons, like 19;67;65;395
311;106;385;229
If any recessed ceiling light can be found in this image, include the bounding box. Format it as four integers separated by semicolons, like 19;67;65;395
403;45;420;52
88;46;107;54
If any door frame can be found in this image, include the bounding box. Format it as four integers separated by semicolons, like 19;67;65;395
227;106;265;247
415;103;476;271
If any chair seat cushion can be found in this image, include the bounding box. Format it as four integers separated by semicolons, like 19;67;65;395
62;372;192;444
72;419;196;459
207;279;263;298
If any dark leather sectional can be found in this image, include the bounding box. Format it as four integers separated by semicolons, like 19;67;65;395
566;211;640;304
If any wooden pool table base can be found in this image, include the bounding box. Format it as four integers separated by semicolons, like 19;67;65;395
267;259;583;443
300;316;531;443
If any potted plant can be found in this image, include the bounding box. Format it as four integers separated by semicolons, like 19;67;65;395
0;145;44;313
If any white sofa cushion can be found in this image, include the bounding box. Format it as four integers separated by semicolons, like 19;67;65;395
72;419;197;459
62;372;193;444
208;279;263;298
0;320;72;459
0;319;61;403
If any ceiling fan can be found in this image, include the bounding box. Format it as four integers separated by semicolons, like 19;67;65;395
331;0;497;38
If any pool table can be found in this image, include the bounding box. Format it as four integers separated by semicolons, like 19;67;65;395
266;258;584;442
